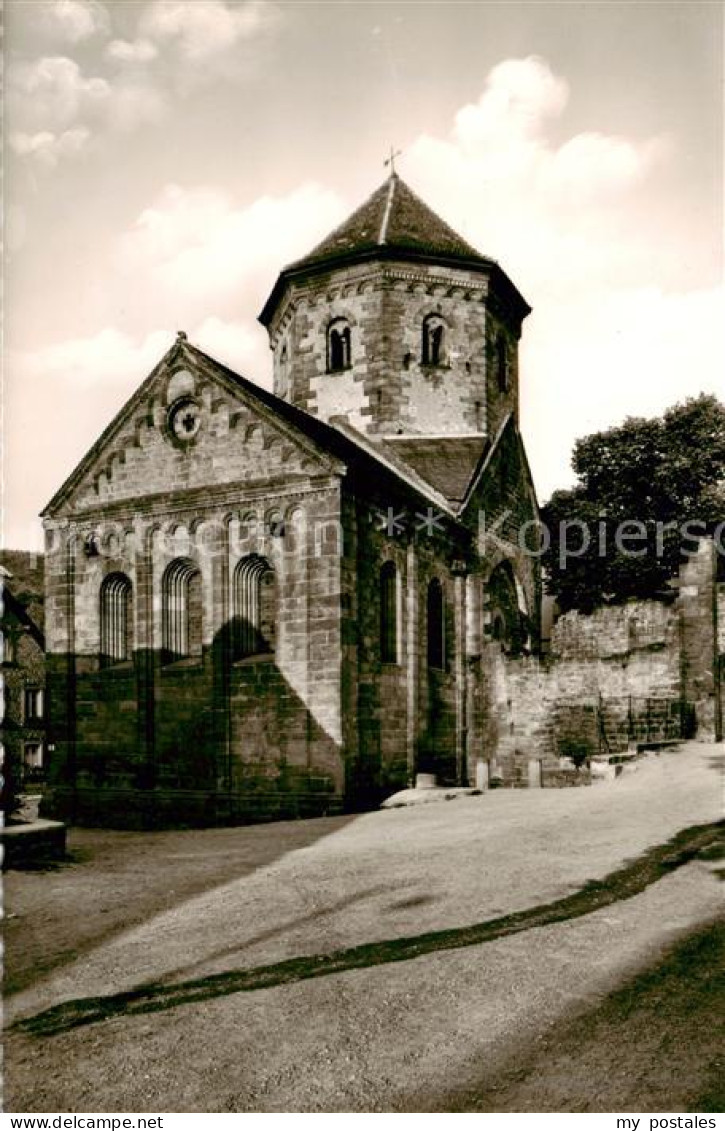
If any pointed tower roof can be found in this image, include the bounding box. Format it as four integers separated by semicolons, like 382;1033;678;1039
259;173;530;326
291;173;488;270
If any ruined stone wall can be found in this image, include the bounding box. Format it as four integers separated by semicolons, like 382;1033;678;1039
548;599;681;709
476;569;720;785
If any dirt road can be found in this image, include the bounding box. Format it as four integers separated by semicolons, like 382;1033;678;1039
4;743;723;1112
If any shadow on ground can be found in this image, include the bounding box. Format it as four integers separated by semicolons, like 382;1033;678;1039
3;814;356;994
407;917;725;1113
13;819;722;1038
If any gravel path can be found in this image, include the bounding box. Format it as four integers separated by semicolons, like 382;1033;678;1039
4;743;723;1112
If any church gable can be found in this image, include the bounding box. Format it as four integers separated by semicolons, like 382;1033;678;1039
44;337;340;518
461;414;539;544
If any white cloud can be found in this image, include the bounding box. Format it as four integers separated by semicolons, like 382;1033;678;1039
392;54;716;501
4;318;269;548
192;316;270;380
7;51;168;168
4;327;174;547
453;57;569;149
8;56;111;134
37;0;110;44
7;3;283;168
115;181;345;327
10;318;267;408
140;0;281;62
107;79;169;131
9;126;91;168
404;56;668;293
105;38;159;64
12;327;174;389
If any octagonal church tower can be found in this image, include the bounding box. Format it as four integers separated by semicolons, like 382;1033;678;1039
259;173;531;441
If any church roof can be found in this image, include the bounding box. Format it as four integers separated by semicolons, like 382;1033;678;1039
42;337;461;521
43;335;534;533
259;174;533;326
378;436;489;506
289;174;489;272
181;344;464;516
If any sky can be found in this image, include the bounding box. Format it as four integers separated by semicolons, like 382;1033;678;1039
3;0;724;549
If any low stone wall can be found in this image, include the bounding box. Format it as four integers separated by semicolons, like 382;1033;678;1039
1;819;66;869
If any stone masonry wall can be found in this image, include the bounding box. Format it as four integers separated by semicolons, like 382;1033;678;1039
341;480;470;802
44;481;347;827
679;538;721;741
479;573;720;784
267;259;522;439
42;341;354;826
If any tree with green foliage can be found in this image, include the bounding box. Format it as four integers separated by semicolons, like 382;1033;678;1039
541;394;725;612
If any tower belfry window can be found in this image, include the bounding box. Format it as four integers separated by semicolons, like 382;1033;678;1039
327;319;351;372
422;315;446;366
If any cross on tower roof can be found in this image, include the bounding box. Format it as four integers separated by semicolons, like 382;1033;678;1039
384;146;402;175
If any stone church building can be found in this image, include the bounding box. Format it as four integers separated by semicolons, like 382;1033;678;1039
40;173;546;826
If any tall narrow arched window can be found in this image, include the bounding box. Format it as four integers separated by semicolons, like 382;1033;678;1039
162;558;202;662
327;319;351;372
427;577;445;670
100;573;133;666
380;561;398;664
496;334;509;392
277;342;289;397
422;314;446;366
233;555;276;660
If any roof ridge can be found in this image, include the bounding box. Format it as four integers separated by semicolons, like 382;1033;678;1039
378;174;397;244
282;174;491;275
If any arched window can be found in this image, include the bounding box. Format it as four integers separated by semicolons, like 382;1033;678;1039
427;577;445;669
162;558;202;662
233;555;276;659
380;561;398;663
327;319;351;372
496;334;509;392
486;560;527;654
422;314;446;366
277;342;289;396
100;573;133;665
